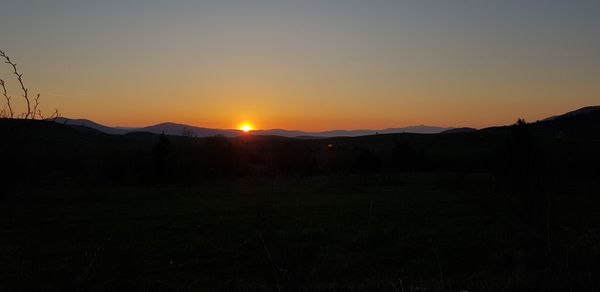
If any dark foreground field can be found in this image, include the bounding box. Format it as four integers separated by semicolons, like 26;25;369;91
2;174;599;292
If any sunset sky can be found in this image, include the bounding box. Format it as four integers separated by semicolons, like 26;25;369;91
1;0;599;130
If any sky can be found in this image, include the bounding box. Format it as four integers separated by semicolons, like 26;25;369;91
1;0;599;130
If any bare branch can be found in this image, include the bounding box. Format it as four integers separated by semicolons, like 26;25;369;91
47;109;60;121
33;93;41;119
0;78;13;118
1;49;59;120
0;49;32;119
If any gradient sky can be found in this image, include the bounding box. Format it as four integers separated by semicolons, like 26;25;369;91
1;0;599;130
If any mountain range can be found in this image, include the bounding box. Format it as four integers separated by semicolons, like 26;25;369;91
51;105;599;138
52;118;454;138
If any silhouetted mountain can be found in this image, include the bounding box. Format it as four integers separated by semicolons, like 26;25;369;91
441;127;478;134
149;124;452;137
379;125;454;134
50;106;600;139
536;105;600;138
136;122;241;137
269;125;452;137
52;117;128;135
542;106;600;121
52;118;453;137
52;118;242;137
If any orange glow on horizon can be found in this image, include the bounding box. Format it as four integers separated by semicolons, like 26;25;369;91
3;2;598;132
240;123;254;132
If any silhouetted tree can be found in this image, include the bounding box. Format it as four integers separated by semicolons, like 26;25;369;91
508;119;535;190
181;126;195;137
506;119;549;250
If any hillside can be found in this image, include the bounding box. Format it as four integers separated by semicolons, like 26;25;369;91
3;105;600;187
3;108;600;291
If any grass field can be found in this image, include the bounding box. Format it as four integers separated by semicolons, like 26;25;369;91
1;174;599;291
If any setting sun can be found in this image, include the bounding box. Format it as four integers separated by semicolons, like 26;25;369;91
240;124;252;133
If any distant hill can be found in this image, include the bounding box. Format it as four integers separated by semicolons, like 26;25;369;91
4;105;600;187
53;118;129;135
48;106;600;139
536;105;600;138
50;118;454;138
253;125;452;137
137;122;241;137
542;106;600;122
51;119;241;137
441;127;478;134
